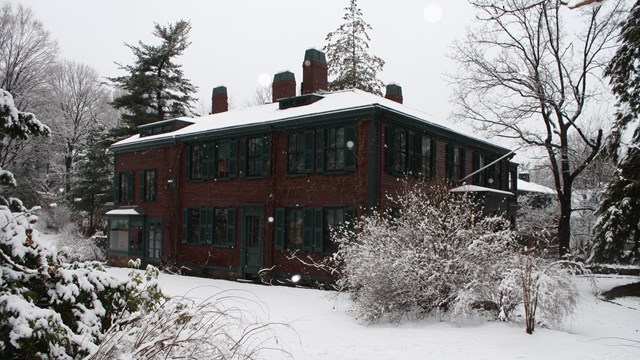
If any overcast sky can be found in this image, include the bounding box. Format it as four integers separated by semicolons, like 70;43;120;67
8;0;479;121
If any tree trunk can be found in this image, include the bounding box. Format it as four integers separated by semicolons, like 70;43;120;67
558;189;572;258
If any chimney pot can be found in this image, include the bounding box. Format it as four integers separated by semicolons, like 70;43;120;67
211;86;228;114
301;49;328;95
385;84;403;104
272;71;296;102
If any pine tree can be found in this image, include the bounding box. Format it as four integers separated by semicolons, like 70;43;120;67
109;20;197;137
324;0;385;95
593;0;640;264
70;126;114;236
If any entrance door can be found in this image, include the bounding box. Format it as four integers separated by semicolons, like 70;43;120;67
146;218;162;262
242;207;264;277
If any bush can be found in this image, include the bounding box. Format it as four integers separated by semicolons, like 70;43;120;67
0;207;164;359
56;223;106;262
333;183;517;323
333;183;585;333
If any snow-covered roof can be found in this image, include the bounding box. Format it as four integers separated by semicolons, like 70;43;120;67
105;208;144;216
111;89;509;152
449;184;514;196
517;179;555;195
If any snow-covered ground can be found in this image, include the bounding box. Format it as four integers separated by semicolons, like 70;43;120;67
106;267;640;360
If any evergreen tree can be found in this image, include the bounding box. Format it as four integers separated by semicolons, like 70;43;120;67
324;0;385;95
109;20;197;137
70;126;114;236
593;0;640;264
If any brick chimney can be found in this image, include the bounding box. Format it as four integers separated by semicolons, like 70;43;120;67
211;86;228;114
301;49;328;95
272;71;296;102
385;84;403;104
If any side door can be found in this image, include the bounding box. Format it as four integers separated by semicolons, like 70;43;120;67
241;206;264;278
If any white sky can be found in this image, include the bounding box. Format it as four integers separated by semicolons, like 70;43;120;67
8;0;475;122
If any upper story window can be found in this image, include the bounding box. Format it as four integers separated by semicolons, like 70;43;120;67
188;140;237;180
115;171;135;204
325;127;346;171
446;144;466;183
473;152;487;187
288;132;305;174
242;135;271;177
386;126;436;178
141;169;156;202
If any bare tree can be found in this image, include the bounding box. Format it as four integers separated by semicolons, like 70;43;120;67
450;0;626;257
44;60;115;193
242;83;272;107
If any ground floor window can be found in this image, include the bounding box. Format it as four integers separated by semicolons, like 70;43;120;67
276;207;355;253
183;207;236;246
147;219;162;260
108;215;143;254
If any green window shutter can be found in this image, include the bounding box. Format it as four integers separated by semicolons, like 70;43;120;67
345;126;357;171
262;136;271;176
182;208;189;243
127;171;135;203
229;140;238;178
226;207;236;247
200;208;213;244
114;172;120;203
139;171;145;202
430;139;437;178
239;139;247;177
473;152;480;184
304;130;315;173
186;145;192;180
385;126;395;173
313;208;324;252
407;131;416;175
460;148;466;181
315;129;325;173
446;143;454;180
302;208;314;251
275;208;285;250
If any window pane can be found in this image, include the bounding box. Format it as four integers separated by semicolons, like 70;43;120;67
191;145;202;179
217;141;230;178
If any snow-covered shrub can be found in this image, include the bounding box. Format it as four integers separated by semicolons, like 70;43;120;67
516;194;558;252
334;183;517;323
56;223;106;262
501;254;584;334
0;207;165;359
89;291;289;360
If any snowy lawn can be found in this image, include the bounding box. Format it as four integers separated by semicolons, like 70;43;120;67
106;267;640;360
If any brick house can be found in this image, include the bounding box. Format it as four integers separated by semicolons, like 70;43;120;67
107;49;518;281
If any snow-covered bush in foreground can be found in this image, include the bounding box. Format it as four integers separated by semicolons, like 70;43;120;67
333;183;584;333
0;207;159;359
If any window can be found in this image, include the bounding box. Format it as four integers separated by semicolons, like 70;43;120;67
275;207;355;253
147;219;162;260
216;141;232;178
326;127;346;171
316;126;356;173
108;216;143;254
141;169;156;202
188;140;237;180
189;144;204;179
446;144;466;183
386;126;435;178
285;208;303;251
115;171;134;204
243;136;270;177
183;207;236;246
324;208;345;254
287;132;305;174
473;152;487;186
